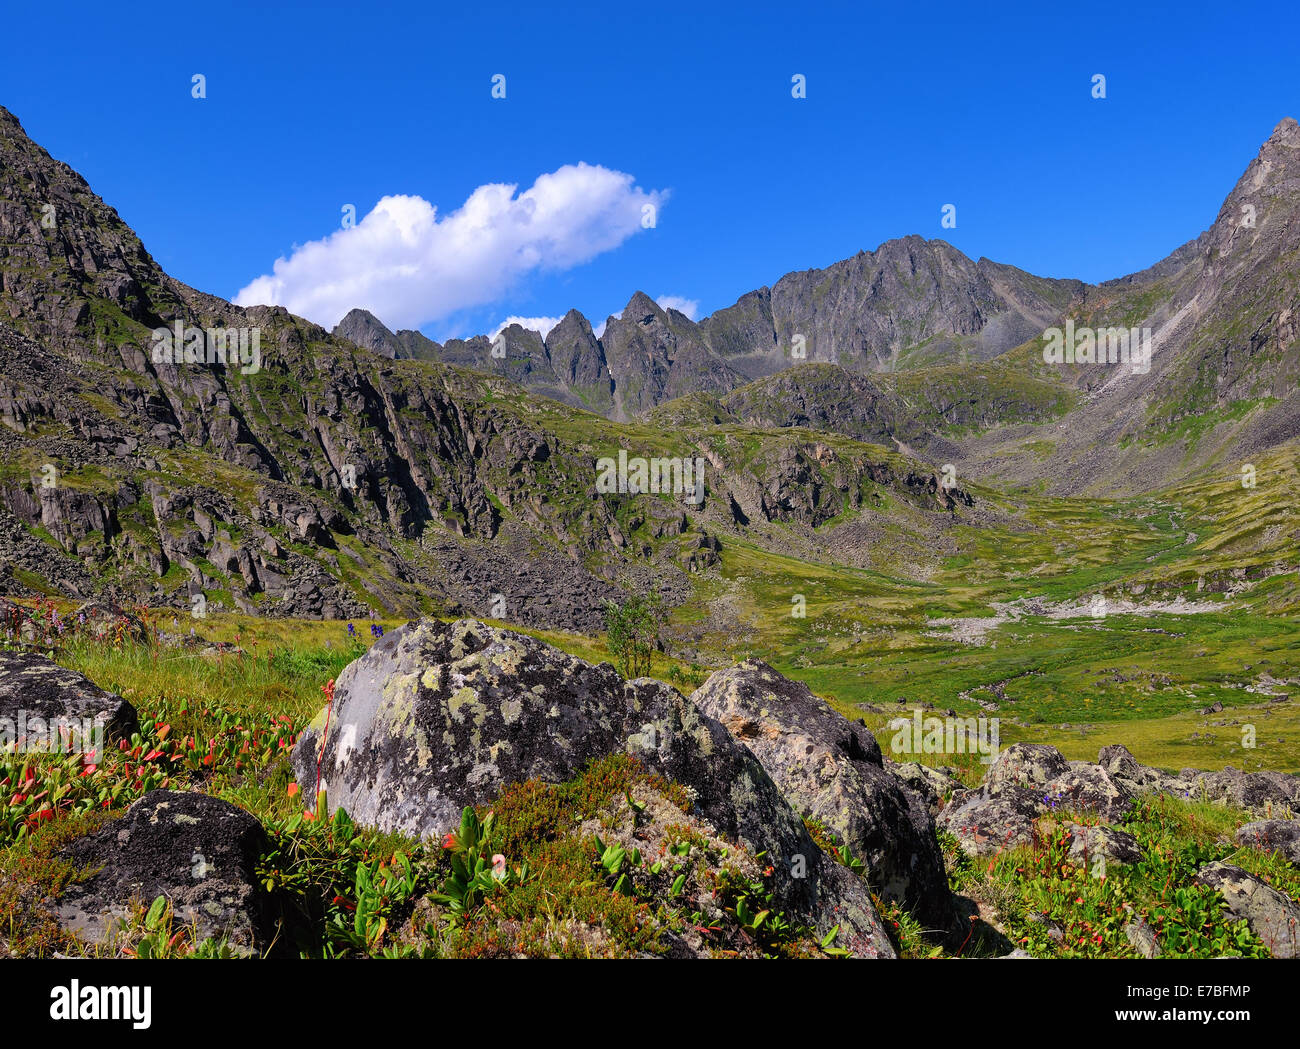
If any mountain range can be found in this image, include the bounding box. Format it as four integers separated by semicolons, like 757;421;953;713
0;103;1297;630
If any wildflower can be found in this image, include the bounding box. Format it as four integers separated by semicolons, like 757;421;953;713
491;854;507;880
442;832;457;850
347;623;356;637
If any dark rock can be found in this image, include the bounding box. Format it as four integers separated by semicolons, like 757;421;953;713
1235;819;1300;864
0;650;137;758
55;790;274;954
888;760;963;816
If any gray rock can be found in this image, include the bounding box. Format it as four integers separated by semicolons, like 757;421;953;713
1194;861;1300;958
1046;764;1135;822
888;760;963;816
938;784;1044;856
1063;823;1145;868
0;650;138;758
985;743;1070;796
1124;919;1162;958
293;619;896;957
690;660;954;932
1235;819;1300;864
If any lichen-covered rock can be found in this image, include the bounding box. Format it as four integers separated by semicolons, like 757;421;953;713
0;650;138;758
985;743;1069;796
690;660;953;932
1061;823;1144;868
1235;820;1300;865
1185;767;1300;814
1098;744;1300;816
293;619;896;956
887;760;963;816
55;790;274;955
937;785;1044;856
1194;861;1300;958
1045;763;1135;822
942;744;1136;859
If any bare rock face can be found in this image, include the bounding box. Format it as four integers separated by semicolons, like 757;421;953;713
55;791;275;955
0;650;138;757
1194;862;1300;958
292;618;896;957
689;660;954;933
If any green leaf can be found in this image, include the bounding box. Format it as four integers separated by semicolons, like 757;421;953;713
145;895;168;931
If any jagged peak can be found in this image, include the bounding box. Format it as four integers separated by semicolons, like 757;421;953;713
1265;116;1300;147
334;307;389;332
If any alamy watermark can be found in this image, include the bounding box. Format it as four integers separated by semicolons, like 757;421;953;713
1042;319;1151;374
596;450;705;505
0;711;106;762
150;321;261;375
888;709;1000;764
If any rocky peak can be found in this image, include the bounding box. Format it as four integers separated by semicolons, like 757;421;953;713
333;308;399;357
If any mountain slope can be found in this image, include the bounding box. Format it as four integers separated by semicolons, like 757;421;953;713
0;104;988;625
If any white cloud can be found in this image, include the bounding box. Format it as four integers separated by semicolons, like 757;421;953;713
656;295;699;320
234;164;667;331
490;315;564;339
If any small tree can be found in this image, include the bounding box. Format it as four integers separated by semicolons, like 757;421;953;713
603;592;664;679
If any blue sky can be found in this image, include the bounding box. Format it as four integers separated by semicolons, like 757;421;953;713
4;0;1299;341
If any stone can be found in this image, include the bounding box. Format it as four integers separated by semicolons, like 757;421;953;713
690;660;953;932
55;790;274;955
1235;820;1300;865
0;650;138;757
1194;862;1300;958
293;619;896;956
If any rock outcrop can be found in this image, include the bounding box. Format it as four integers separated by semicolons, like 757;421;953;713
689;660;953;932
292;618;896;956
1194;862;1300;958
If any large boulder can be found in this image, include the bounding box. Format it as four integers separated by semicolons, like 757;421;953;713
0;650;138;759
55;790;275;955
689;660;953;932
938;785;1044;856
1194;862;1300;958
985;743;1069;796
1235;820;1300;865
293;619;896;957
939;744;1135;858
